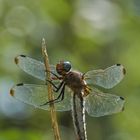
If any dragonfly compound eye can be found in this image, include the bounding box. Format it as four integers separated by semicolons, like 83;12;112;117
63;61;71;72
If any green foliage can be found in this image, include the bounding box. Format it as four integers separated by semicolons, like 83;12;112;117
0;0;140;140
0;129;51;140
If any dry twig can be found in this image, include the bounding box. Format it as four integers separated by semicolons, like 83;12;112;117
42;38;61;140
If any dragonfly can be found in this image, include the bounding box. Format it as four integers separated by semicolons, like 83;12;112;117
10;55;126;140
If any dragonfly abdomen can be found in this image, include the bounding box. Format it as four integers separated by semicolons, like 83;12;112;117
72;92;87;140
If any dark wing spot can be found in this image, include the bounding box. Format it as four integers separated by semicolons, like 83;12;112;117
14;57;19;64
10;89;15;96
116;64;121;66
123;68;126;75
16;83;24;86
116;64;126;75
122;106;125;111
20;54;26;57
15;55;26;64
120;96;124;100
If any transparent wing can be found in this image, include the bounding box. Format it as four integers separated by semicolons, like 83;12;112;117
85;88;125;117
10;83;72;111
85;64;126;89
15;55;58;81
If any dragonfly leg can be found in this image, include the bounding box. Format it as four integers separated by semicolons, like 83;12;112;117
50;84;65;104
46;80;64;92
40;84;66;106
82;72;90;80
52;84;65;103
55;81;64;92
82;72;87;79
45;69;61;79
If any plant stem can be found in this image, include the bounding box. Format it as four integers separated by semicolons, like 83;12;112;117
41;38;61;140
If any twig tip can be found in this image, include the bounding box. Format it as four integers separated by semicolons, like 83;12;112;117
42;38;46;45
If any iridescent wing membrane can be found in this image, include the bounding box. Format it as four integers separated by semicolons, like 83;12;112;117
85;64;126;89
14;55;58;81
85;87;125;117
10;83;72;111
11;55;126;116
11;55;72;111
84;64;126;117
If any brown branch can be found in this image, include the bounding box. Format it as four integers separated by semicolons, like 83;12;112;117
41;38;61;140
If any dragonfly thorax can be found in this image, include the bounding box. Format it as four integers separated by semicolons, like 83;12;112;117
64;71;86;94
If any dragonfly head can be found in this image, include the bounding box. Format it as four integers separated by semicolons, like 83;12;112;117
56;61;71;75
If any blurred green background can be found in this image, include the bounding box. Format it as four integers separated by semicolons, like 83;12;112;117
0;0;140;140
